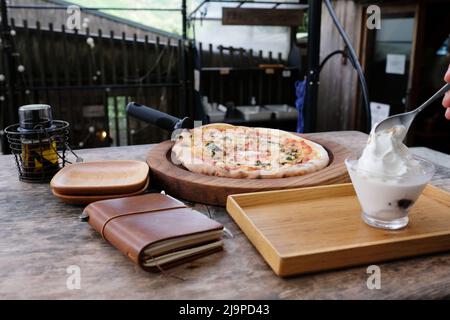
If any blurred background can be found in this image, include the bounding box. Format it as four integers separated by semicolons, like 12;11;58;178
0;0;449;153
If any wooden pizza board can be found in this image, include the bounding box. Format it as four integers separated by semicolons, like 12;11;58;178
147;134;353;206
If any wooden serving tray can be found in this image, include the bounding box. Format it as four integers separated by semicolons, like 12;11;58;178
52;179;149;205
51;160;149;195
226;183;450;277
147;134;352;206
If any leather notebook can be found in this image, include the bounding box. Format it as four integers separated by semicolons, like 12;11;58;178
84;193;224;272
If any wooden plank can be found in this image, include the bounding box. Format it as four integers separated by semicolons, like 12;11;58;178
318;0;361;131
48;23;58;88
198;42;203;67
47;23;62;118
97;29;106;85
277;52;283;64
60;24;74;134
155;36;161;83
143;35;149;84
208;44;214;101
8;18;22;107
177;38;183;115
109;31;117;84
97;28;109;135
165;38;173;82
219;46;224;103
35;21;46;87
208;43;213;68
103;82;110;144
239;48;245;68
22;20;35;102
277;53;283;102
268;51;273;103
219;45;224;67
35;20;52;106
73;28;82;86
222;8;304;27
121;32;128;84
238;48;244;104
132;33;139;80
229;46;235;67
86;27;93;86
113;95;120;146
125;95;131;146
208;67;214;103
61;24;70;86
258;50;263;104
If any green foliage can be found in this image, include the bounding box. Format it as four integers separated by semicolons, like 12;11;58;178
67;0;202;35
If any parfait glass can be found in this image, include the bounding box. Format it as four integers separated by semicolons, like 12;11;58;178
345;155;435;230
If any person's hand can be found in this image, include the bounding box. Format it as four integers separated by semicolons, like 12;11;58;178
444;65;450;119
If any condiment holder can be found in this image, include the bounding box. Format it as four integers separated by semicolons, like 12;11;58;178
5;104;80;182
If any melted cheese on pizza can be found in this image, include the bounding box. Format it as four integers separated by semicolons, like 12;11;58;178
178;127;315;172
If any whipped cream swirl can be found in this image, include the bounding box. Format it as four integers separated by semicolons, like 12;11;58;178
358;125;420;178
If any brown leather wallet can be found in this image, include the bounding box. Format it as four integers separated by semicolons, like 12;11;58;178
84;193;224;272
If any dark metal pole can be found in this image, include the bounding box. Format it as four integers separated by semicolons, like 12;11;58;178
182;0;187;41
304;0;321;133
179;0;188;117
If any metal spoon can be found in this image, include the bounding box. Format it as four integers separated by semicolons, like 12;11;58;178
373;82;450;140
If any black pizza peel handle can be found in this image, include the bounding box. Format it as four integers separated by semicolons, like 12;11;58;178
126;102;194;131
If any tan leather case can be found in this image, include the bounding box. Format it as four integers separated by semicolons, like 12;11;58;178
84;193;224;271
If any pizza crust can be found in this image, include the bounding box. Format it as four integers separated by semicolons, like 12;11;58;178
172;123;329;179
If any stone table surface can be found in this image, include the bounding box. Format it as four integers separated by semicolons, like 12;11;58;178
1;131;450;300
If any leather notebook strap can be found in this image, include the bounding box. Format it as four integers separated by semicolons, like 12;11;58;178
101;205;187;239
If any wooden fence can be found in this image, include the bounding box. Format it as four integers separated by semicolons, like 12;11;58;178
198;43;299;109
1;17;300;152
0;18;189;150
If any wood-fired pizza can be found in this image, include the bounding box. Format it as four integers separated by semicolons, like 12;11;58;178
171;123;329;179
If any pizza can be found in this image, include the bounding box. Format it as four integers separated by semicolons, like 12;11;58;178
171;123;329;179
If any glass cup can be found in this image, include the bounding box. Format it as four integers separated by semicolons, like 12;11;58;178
345;155;435;230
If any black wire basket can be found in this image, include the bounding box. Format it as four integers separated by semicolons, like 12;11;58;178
5;120;71;182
